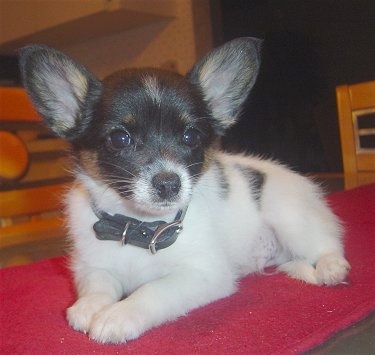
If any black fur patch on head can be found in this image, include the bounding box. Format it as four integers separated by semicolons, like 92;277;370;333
73;68;216;200
235;164;265;206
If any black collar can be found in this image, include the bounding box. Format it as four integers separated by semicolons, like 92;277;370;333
92;204;186;254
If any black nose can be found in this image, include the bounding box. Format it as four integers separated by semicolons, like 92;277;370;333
152;172;181;200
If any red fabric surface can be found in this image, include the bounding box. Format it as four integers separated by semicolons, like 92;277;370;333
1;184;374;354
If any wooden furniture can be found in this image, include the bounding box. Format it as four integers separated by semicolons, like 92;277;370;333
336;81;375;189
0;130;29;180
0;87;70;267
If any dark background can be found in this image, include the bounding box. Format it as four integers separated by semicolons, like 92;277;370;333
211;0;375;172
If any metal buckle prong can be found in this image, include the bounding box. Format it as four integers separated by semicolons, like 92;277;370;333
121;221;131;246
149;220;183;254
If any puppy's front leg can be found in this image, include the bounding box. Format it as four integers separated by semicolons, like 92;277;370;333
88;268;235;343
67;269;123;333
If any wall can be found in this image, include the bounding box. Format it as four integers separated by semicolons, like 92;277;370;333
60;0;212;78
0;0;213;81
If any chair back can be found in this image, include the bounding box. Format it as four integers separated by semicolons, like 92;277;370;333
336;81;375;189
0;87;71;266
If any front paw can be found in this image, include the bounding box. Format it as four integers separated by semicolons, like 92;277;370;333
315;253;351;285
89;301;145;344
67;294;114;333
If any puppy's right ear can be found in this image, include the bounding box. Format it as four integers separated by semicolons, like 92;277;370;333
187;37;261;135
19;45;102;140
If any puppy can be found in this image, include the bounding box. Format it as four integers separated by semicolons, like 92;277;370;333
20;38;350;344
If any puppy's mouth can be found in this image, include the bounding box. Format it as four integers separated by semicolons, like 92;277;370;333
146;200;183;213
141;168;193;213
132;195;188;216
141;173;188;213
112;170;191;215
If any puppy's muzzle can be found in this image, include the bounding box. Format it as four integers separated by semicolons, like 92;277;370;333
152;172;181;200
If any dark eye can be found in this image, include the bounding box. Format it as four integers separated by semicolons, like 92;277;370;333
182;128;201;148
109;130;133;149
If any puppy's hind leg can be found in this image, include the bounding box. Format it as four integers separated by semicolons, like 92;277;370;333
274;209;351;285
265;180;350;286
278;253;350;286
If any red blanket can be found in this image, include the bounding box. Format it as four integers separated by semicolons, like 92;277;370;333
1;184;374;354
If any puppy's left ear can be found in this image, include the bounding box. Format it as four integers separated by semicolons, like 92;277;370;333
187;37;262;134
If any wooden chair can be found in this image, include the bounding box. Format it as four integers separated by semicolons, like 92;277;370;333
0;87;71;267
336;81;375;189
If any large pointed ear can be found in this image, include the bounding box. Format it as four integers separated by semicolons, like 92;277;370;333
19;45;102;140
187;37;262;135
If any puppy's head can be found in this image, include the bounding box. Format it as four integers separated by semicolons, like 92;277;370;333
19;38;261;215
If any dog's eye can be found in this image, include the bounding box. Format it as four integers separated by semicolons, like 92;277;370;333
182;128;201;148
109;130;133;149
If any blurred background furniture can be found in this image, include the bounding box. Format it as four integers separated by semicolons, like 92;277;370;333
336;81;375;189
0;87;71;267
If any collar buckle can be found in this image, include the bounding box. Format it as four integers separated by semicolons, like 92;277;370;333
91;198;187;254
149;220;183;254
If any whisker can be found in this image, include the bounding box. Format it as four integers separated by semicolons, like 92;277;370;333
101;161;136;177
186;162;204;169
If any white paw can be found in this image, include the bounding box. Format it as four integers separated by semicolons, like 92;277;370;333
88;301;144;344
315;253;351;286
278;260;318;284
67;294;114;333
